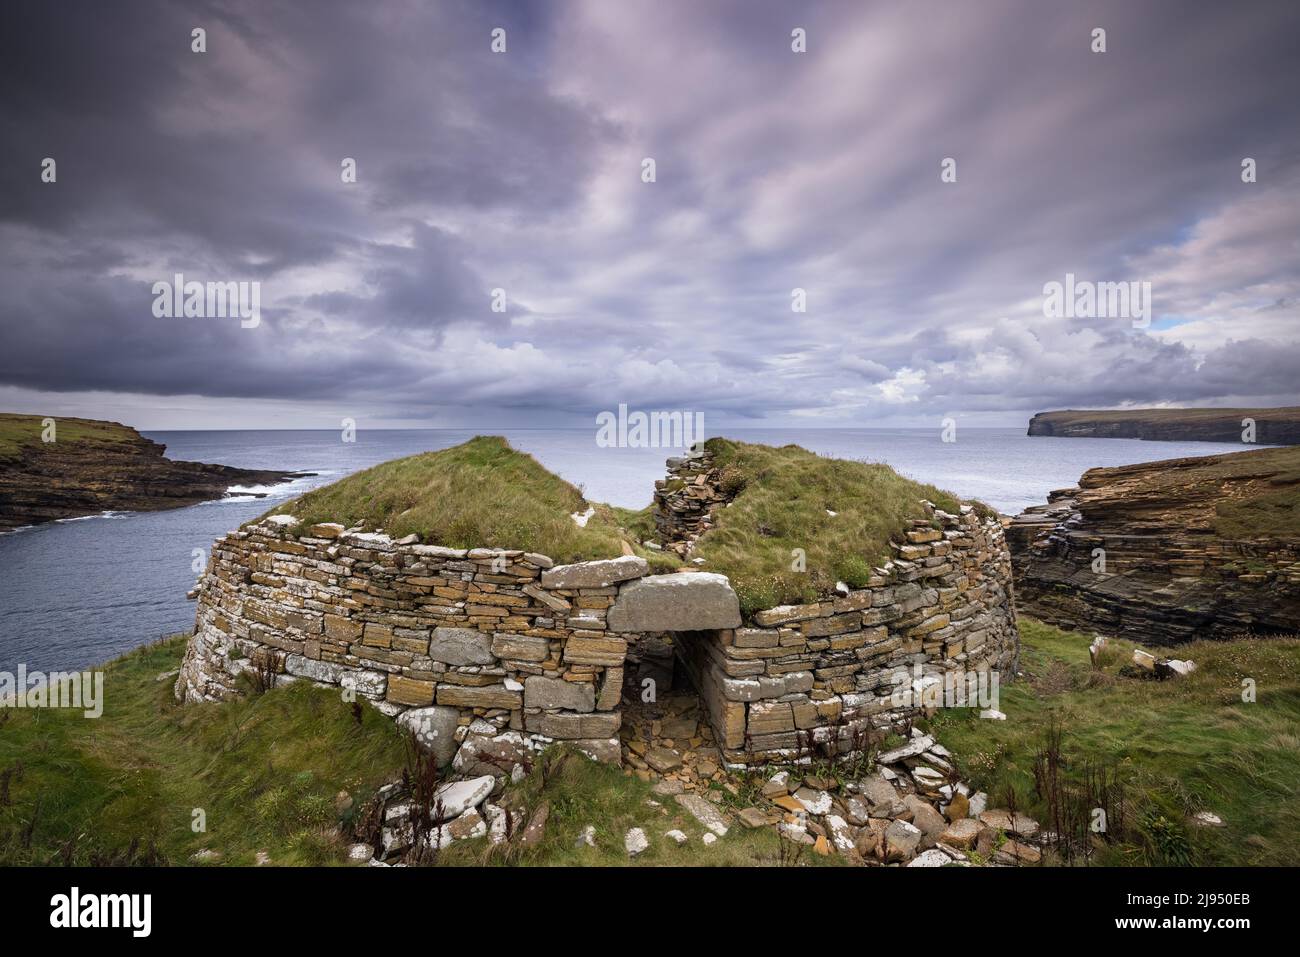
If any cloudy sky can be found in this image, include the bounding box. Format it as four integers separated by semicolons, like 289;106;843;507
1;0;1297;430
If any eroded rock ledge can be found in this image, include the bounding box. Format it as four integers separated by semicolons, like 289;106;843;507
0;415;309;530
1008;448;1300;644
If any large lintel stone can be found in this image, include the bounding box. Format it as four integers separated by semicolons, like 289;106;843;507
607;572;742;632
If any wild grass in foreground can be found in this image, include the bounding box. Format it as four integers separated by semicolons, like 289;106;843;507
0;638;828;867
927;619;1300;866
0;636;405;866
5;621;1296;866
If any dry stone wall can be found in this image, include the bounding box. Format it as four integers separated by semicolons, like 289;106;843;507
177;457;1019;772
652;446;729;555
674;504;1019;766
175;518;649;767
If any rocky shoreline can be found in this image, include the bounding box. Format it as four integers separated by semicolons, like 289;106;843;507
0;414;310;531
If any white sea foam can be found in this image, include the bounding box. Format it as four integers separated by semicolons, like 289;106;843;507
54;510;129;523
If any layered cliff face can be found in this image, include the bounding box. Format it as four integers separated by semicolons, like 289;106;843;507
1008;446;1300;645
0;413;307;530
1027;407;1300;444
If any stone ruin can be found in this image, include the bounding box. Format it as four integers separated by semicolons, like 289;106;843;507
176;447;1020;775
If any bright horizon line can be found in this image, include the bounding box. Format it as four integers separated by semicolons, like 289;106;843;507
137;425;1033;433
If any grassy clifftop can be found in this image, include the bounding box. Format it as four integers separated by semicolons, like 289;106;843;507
1028;407;1300;444
1;412;304;530
0;413;140;461
1071;445;1300;540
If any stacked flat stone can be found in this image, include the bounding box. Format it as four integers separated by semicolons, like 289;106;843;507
1008;490;1300;643
176;520;650;765
652;448;729;556
674;504;1020;766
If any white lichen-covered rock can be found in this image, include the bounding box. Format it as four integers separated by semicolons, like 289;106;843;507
876;735;934;764
624;827;649;856
908;848;963;867
433;775;495;820
794;788;832;816
397;706;462;766
674;792;729;837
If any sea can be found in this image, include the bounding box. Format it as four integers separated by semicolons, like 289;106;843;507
0;428;1261;671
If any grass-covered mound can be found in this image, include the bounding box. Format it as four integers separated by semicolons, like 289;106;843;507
689;437;967;613
928;619;1300;866
0;412;138;460
258;434;983;606
263;435;672;568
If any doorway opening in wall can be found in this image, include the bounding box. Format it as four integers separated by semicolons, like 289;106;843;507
618;632;722;786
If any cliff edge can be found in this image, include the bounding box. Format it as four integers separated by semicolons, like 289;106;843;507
1027;407;1300;444
0;413;310;530
1007;445;1300;644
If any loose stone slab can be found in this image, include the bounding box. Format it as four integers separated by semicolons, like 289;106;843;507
607;572;742;632
876;734;934;764
541;555;648;589
433;775;495;821
674;792;729;837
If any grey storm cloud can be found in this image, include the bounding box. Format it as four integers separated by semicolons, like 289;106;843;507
1;0;1298;427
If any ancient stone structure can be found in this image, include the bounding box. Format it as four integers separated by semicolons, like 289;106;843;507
673;504;1019;765
177;454;1020;770
652;447;730;555
176;520;649;767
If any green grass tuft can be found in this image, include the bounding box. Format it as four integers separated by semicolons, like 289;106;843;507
261;435;674;569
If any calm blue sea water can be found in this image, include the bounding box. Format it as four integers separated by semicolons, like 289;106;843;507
0;428;1262;671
